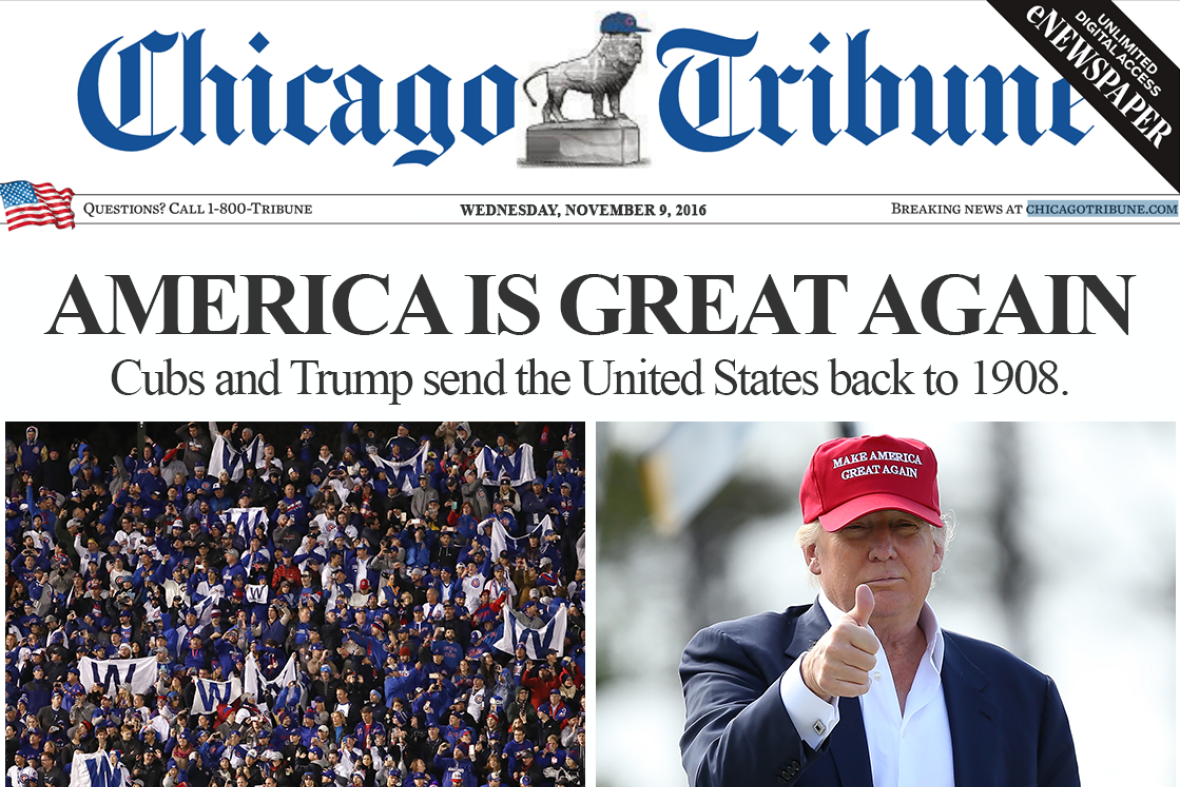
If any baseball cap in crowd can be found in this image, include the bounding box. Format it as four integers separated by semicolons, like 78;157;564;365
799;434;941;532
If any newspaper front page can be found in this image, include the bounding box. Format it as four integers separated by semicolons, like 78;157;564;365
2;2;1177;787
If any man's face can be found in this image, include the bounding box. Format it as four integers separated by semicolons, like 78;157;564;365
803;509;944;623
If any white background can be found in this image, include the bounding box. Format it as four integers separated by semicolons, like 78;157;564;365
2;1;1178;785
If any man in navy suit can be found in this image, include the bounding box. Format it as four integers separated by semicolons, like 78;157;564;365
679;434;1079;787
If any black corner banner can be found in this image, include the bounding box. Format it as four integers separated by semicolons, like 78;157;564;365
987;0;1179;191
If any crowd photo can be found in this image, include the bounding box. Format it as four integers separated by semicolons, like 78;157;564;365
6;421;586;787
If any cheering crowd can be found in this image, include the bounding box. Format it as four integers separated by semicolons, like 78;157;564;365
6;422;587;787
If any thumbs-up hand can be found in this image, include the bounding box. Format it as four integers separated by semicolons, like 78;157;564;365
847;583;875;627
800;584;880;702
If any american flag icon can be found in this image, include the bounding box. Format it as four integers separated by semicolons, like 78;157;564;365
1;180;76;231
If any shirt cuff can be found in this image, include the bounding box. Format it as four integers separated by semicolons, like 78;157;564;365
780;655;840;749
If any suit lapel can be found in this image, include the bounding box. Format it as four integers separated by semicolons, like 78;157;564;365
785;601;873;787
942;633;1000;787
784;600;832;661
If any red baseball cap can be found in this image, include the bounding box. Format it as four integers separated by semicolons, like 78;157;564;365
799;435;942;531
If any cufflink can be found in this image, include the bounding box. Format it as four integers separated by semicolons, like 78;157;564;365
811;720;826;736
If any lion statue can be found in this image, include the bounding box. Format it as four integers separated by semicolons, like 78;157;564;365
523;12;649;123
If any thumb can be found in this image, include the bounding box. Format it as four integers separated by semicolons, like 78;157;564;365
848;584;875;627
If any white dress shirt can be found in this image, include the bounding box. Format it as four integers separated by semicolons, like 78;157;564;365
780;591;954;787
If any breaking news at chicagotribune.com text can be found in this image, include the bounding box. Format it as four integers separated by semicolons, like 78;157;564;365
2;2;1179;787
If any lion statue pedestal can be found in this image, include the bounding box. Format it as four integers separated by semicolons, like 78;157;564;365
525;118;640;165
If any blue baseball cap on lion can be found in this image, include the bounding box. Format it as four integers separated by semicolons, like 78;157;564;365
601;12;649;33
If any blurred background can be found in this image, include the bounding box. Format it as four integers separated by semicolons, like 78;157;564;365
596;422;1175;787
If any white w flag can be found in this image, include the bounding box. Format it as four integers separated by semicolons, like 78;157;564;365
330;477;352;504
244;653;299;702
370;444;428;493
240;434;263;470
209;434;244;482
490;515;553;559
244;652;269;699
79;656;158;696
71;751;128;787
475;444;536;486
148;713;170;740
494;605;568;659
192;676;242;714
208;432;263;483
221;507;270;538
246;583;270;605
